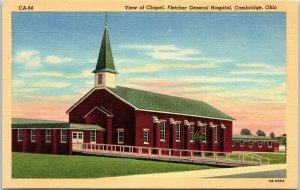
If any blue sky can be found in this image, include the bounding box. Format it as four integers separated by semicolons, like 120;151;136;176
12;12;286;134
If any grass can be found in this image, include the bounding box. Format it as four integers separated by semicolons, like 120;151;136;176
12;152;219;178
204;152;286;164
254;153;286;164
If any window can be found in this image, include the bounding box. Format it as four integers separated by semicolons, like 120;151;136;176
160;122;166;141
73;132;77;139
143;130;149;144
214;126;218;142
31;129;36;142
240;141;244;147
232;141;235;147
78;132;83;140
203;125;206;142
249;141;253;147
259;141;263;148
117;130;124;144
17;129;22;142
90;130;96;143
46;130;51;143
176;123;181;141
190;125;194;142
61;130;67;143
268;141;272;148
98;74;103;84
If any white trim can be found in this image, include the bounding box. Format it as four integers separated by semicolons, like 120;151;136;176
61;130;67;143
138;108;234;121
90;130;96;144
31;129;36;142
268;141;272;148
117;130;124;144
240;140;244;147
249;140;253;147
258;141;263;148
45;129;51;143
160;121;166;141
143;129;149;144
210;122;218;128
13;128;103;131
83;106;113;118
169;118;176;125
214;126;218;143
203;125;207;142
197;121;207;127
175;123;181;142
221;123;226;129
66;87;234;122
17;129;22;142
189;124;194;143
184;120;190;126
153;116;159;124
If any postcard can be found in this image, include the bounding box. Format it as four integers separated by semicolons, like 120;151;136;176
2;0;298;189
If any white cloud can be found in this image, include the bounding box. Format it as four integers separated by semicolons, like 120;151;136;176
118;43;232;63
12;80;25;87
128;76;274;85
20;71;64;77
19;70;92;79
231;63;285;75
45;55;74;64
14;50;41;68
32;81;71;88
119;63;217;73
65;70;92;79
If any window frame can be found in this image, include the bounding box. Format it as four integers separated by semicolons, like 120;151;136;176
117;130;124;144
143;129;149;144
175;123;181;142
202;125;207;142
232;141;235;147
61;130;67;143
31;129;36;142
268;141;272;148
249;141;253;147
214;126;218;143
190;124;194;142
90;130;96;144
240;140;244;147
17;129;22;142
46;129;51;143
258;141;263;148
160;121;166;141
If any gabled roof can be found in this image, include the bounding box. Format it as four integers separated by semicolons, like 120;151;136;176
233;134;277;141
108;86;234;121
12;118;105;131
93;16;118;74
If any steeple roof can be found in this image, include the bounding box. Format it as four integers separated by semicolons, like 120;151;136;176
93;14;118;74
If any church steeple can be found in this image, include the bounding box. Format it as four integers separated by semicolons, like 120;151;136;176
93;14;118;88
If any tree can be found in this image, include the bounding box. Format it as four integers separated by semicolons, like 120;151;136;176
256;130;266;136
280;134;287;160
193;131;205;142
240;128;251;135
269;132;275;139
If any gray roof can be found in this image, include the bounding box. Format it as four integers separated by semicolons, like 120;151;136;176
12;118;105;131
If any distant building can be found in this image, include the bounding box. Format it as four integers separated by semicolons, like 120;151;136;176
232;135;280;152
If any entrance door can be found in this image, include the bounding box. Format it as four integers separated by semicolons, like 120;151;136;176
72;132;84;151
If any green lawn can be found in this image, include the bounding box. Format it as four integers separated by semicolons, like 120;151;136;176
254;153;286;164
12;152;218;178
204;152;286;164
